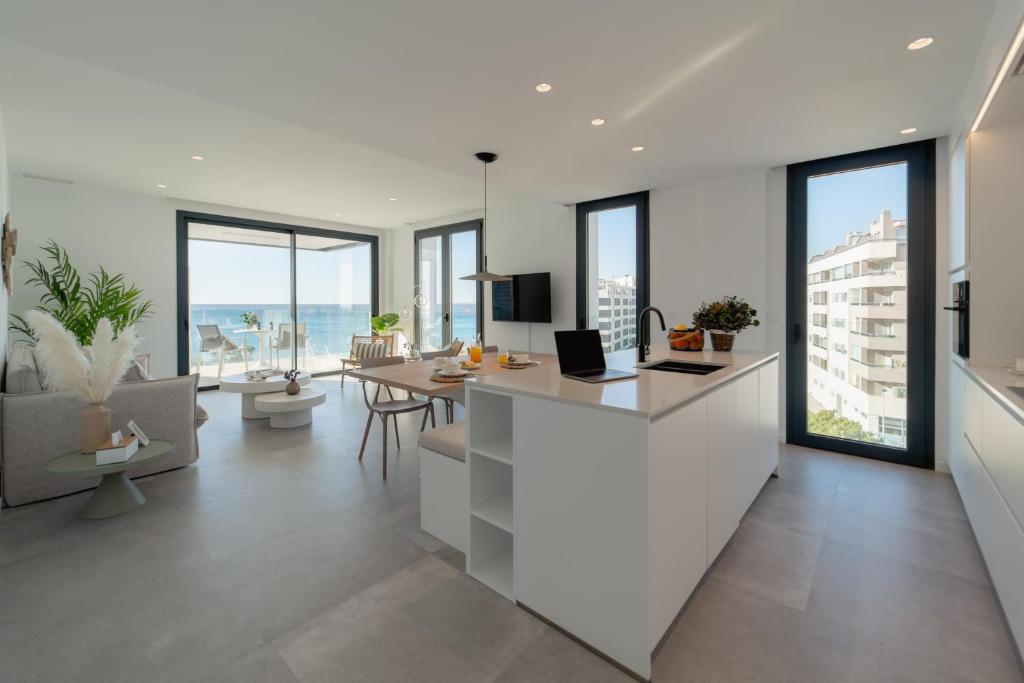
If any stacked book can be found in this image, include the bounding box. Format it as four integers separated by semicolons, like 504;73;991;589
96;434;139;466
245;368;284;382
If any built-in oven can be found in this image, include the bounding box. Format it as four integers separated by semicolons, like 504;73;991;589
944;280;969;360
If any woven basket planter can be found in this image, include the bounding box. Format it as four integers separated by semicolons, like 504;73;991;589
710;331;736;352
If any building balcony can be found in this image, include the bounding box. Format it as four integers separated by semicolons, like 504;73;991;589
849;302;906;319
851;358;906;383
849;330;905;351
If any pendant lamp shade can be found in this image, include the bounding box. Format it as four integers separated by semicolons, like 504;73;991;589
461;152;511;282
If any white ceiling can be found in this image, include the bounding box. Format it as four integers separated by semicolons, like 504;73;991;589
0;0;998;227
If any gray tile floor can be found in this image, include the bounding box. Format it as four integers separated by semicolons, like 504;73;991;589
1;379;1021;682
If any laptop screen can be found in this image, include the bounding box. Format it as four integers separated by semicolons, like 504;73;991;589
554;330;608;374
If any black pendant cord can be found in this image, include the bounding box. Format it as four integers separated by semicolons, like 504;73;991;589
482;159;488;271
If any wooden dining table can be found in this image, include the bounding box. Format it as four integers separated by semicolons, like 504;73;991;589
344;352;557;397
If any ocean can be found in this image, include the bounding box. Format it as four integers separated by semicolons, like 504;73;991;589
190;303;479;359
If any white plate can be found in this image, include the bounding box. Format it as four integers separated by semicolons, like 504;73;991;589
1005;367;1024;376
436;368;470;378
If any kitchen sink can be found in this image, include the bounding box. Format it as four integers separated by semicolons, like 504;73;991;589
641;360;726;376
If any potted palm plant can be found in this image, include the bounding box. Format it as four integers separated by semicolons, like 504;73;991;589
693;296;760;352
370;312;402;336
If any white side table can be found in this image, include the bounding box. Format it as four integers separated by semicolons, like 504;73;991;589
254;388;327;428
219;372;311;419
233;328;276;368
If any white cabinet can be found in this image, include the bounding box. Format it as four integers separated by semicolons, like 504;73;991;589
965;370;983;453
649;398;708;648
707;369;762;559
758;361;780;481
981;392;1024;529
950;365;1024;654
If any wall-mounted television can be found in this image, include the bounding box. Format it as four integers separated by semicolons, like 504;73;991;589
492;272;552;323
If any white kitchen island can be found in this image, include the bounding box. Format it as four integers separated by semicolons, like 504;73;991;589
462;347;779;681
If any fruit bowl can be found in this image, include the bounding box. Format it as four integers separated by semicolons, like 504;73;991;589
668;326;705;351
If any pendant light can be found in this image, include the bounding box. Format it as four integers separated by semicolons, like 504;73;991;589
460;152;511;282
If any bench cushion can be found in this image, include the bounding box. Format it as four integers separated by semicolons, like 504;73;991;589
418;422;465;462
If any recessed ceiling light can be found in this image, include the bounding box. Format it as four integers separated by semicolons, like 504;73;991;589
388;197;397;201
535;83;552;93
900;127;918;135
631;146;645;152
591;118;606;126
907;37;934;50
156;183;167;189
191;155;204;161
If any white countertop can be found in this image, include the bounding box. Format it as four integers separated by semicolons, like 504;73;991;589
466;343;778;419
959;362;1024;425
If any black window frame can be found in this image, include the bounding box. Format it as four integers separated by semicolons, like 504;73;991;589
413;219;484;348
175;210;379;385
575;191;650;338
786;140;935;468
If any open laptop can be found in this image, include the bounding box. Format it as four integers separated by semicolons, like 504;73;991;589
555;329;638;383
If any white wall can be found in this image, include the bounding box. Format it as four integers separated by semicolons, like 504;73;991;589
10;176;386;378
650;169;788;436
389;193;574;355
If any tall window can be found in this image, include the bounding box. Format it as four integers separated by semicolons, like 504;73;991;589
576;192;649;353
787;141;934;468
414;221;482;351
177;212;378;387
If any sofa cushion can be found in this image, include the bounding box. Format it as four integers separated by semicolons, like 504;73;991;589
418;422;465;462
5;344;43;394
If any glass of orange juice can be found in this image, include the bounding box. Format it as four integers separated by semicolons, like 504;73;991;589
497;349;509;364
469;334;483;363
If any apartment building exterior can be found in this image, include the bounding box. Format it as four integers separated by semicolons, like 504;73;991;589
597;275;637;352
807;210;908;447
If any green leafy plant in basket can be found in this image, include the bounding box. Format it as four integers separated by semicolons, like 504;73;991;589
692;296;760;351
10;240;154;346
370;312;403;336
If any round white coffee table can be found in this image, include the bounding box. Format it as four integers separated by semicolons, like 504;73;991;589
219;372;311;419
254;388;327;428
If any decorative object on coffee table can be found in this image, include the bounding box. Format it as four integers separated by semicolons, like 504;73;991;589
693;296;760;352
26;311;140;453
45;439;175;519
284;369;301;395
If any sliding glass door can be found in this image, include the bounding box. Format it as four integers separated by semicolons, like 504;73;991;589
296;233;374;373
177;212;378;387
575;192;649;353
786;141;934;467
414;221;482;351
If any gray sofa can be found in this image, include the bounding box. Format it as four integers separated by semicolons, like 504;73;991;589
1;345;202;507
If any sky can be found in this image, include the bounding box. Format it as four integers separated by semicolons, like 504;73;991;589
807;163;907;257
594;206;638;279
189;239;372;305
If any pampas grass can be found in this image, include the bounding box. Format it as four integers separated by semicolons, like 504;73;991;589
26;310;139;404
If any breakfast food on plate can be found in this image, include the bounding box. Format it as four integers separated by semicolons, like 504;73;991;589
669;324;704;351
